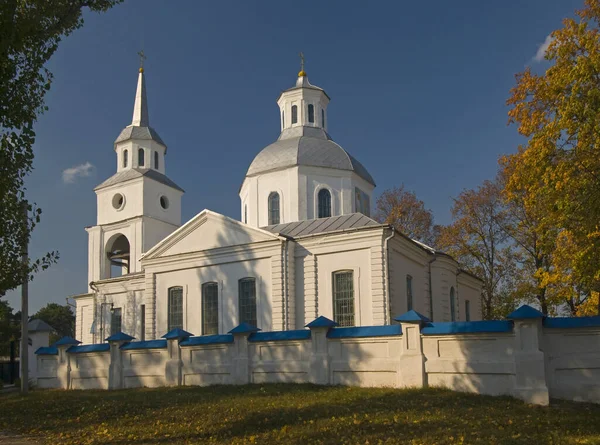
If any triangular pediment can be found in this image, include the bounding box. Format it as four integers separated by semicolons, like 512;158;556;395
142;210;280;260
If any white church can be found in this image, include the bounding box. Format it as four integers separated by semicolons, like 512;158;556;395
73;62;483;344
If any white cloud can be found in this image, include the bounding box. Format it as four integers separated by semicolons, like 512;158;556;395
62;162;94;184
532;34;553;63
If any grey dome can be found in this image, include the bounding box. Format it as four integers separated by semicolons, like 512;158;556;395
246;126;375;186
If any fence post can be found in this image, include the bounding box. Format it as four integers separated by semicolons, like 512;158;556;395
162;328;192;387
106;332;134;390
394;311;428;388
229;323;260;384
507;305;549;406
54;336;81;389
306;316;337;385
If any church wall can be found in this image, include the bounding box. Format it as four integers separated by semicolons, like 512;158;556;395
250;168;300;227
141;216;181;254
141;178;183;227
154;257;273;336
431;258;459;322
75;295;95;345
96;180;145;226
388;239;430;320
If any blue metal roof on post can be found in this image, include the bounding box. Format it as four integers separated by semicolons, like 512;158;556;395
35;346;58;355
305;316;338;328
507;305;544;319
105;332;135;342
162;328;193;340
54;336;81;346
394;310;431;323
228;323;261;334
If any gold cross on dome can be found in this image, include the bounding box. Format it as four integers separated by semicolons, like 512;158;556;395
137;50;146;72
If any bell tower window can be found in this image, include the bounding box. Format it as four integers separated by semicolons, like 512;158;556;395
281;111;285;128
123;149;128;168
308;104;315;123
321;109;325;128
291;105;298;124
268;192;280;225
138;148;145;167
154;151;159;169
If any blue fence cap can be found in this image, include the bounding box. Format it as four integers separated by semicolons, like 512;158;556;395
327;325;402;339
249;330;311;342
180;334;234;346
162;328;193;340
421;320;513;335
544;316;600;329
229;323;261;334
394;310;431;323
306;316;338;328
35;346;58;355
507;305;544;320
105;332;135;342
54;336;81;346
67;343;110;354
121;339;167;350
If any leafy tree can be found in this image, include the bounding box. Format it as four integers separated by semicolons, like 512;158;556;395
33;303;74;343
0;0;122;296
0;301;20;356
505;0;600;314
437;180;517;319
375;185;440;246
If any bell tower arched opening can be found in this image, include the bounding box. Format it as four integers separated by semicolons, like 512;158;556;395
104;234;130;278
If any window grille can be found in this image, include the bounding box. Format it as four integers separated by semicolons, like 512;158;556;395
333;271;355;327
202;282;219;335
450;287;456;321
406;275;413;311
268;192;280;225
168;286;184;331
308;104;315;123
318;189;332;218
110;308;122;336
239;278;257;326
292;105;298;124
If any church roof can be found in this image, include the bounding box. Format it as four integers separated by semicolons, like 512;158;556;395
262;213;381;238
115;125;166;147
28;319;55;332
246;127;376;186
94;168;184;192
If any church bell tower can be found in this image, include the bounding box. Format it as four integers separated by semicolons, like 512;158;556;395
86;56;184;288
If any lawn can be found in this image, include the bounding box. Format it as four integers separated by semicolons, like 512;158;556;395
1;385;600;444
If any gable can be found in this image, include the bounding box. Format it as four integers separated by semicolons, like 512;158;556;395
142;210;280;260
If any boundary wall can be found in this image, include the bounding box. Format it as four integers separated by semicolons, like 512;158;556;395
36;305;600;406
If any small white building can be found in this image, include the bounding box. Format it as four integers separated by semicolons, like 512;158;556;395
73;64;482;343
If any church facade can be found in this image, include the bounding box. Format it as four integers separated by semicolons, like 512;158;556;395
73;65;482;344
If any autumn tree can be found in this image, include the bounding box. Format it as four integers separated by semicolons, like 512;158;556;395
375;185;440;246
0;0;122;296
505;0;600;314
437;180;518;319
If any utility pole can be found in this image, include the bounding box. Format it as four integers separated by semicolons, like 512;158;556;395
20;201;29;395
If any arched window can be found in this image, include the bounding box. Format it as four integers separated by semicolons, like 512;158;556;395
321;109;325;128
202;282;219;335
168;286;183;331
154;151;159;169
282;111;285;128
450;286;456;321
238;278;257;326
291;105;298;124
308;104;315;123
318;188;331;218
465;300;471;321
138;148;145;167
268;192;280;225
406;275;413;311
333;270;355;327
123;149;128;168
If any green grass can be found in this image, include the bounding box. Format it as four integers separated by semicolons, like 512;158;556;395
1;384;600;444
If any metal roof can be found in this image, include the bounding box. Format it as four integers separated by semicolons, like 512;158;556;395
28;319;55;332
262;213;381;238
114;125;166;147
246;127;376;186
94;167;184;192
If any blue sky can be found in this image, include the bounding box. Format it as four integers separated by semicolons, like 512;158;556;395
5;0;583;312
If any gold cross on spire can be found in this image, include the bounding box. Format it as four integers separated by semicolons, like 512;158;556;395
137;50;146;73
298;52;306;77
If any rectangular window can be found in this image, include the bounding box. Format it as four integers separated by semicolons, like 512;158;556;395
308;104;315;123
354;187;371;217
465;300;471;321
333;271;355;327
239;278;257;327
140;304;145;341
322;109;325;128
110;308;122;336
168;287;184;332
202;282;219;335
291;105;298;124
406;275;413;311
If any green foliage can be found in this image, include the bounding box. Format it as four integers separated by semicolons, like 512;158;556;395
0;300;20;356
0;385;599;444
0;0;122;296
33;303;74;344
